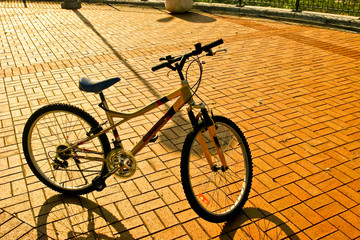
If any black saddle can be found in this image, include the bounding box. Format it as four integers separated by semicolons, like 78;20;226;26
79;77;120;93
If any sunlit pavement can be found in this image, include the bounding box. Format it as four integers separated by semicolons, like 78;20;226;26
0;1;359;239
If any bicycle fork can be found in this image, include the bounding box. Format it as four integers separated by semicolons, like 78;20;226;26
188;105;228;172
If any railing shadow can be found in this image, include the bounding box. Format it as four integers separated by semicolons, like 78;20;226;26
73;9;162;99
221;207;300;239
36;194;134;239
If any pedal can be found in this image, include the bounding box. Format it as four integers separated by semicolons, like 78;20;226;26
149;135;158;143
92;176;106;192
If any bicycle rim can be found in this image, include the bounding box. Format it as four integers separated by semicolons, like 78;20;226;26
25;106;107;192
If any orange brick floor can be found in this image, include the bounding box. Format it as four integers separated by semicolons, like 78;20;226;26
0;1;359;239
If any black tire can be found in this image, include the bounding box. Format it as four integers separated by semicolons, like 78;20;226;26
181;116;252;223
22;103;111;195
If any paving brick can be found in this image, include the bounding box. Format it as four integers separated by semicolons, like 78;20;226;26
133;177;154;194
141;210;165;234
340;210;360;232
272;151;301;165
18;227;41;240
169;200;190;214
329;215;360;239
156;187;180;205
316;201;347;219
306;171;332;186
316;177;343;192
348;178;360;192
271;194;301;211
0;216;21;237
273;172;302;186
113;200;138;221
304;221;337;239
284;183;312;202
281;207;312;230
248;196;278;214
338;185;360;204
155;206;179;228
183;220;210;239
267;165;292;180
320;230;351;240
128;225;149;239
152;225;186;240
135;198;166;214
293;203;324;225
255;172;281;191
286;162;311;180
120;180;141;198
262;187;290;203
305;193;335;211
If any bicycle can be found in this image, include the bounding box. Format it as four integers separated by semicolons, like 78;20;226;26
22;39;253;223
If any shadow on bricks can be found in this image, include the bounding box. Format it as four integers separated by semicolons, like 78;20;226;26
36;194;134;239
72;9;162;99
221;208;300;239
157;11;217;23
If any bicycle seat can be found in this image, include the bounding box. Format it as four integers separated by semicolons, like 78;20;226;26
79;77;120;93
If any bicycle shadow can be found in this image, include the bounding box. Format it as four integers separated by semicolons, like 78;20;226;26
36;194;134;239
220;207;300;239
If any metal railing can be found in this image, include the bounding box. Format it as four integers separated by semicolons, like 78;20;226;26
80;0;360;16
194;0;360;16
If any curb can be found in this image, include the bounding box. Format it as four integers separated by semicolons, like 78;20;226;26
106;0;360;31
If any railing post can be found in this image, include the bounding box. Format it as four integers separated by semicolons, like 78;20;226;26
293;0;301;12
237;0;244;7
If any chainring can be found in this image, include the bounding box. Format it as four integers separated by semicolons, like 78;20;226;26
106;149;137;178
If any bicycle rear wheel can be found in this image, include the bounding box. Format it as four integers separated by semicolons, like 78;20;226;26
22;103;111;195
181;116;252;223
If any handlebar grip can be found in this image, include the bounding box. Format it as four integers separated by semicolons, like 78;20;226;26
152;62;168;72
152;56;182;71
202;38;224;52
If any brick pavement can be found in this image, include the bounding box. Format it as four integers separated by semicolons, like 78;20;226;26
0;1;360;239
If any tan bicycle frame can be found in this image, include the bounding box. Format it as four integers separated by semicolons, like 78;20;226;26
64;80;226;170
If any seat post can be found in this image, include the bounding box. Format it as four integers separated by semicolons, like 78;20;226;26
98;92;122;148
99;91;113;123
98;91;110;120
99;92;108;109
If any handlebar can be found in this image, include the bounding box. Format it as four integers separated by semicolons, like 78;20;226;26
151;38;224;72
202;38;224;53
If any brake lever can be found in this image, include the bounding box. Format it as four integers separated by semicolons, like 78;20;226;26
213;49;227;55
159;55;173;61
206;49;214;56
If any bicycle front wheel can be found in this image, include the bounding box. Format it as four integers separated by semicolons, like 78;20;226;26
181;116;252;223
22;103;111;195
